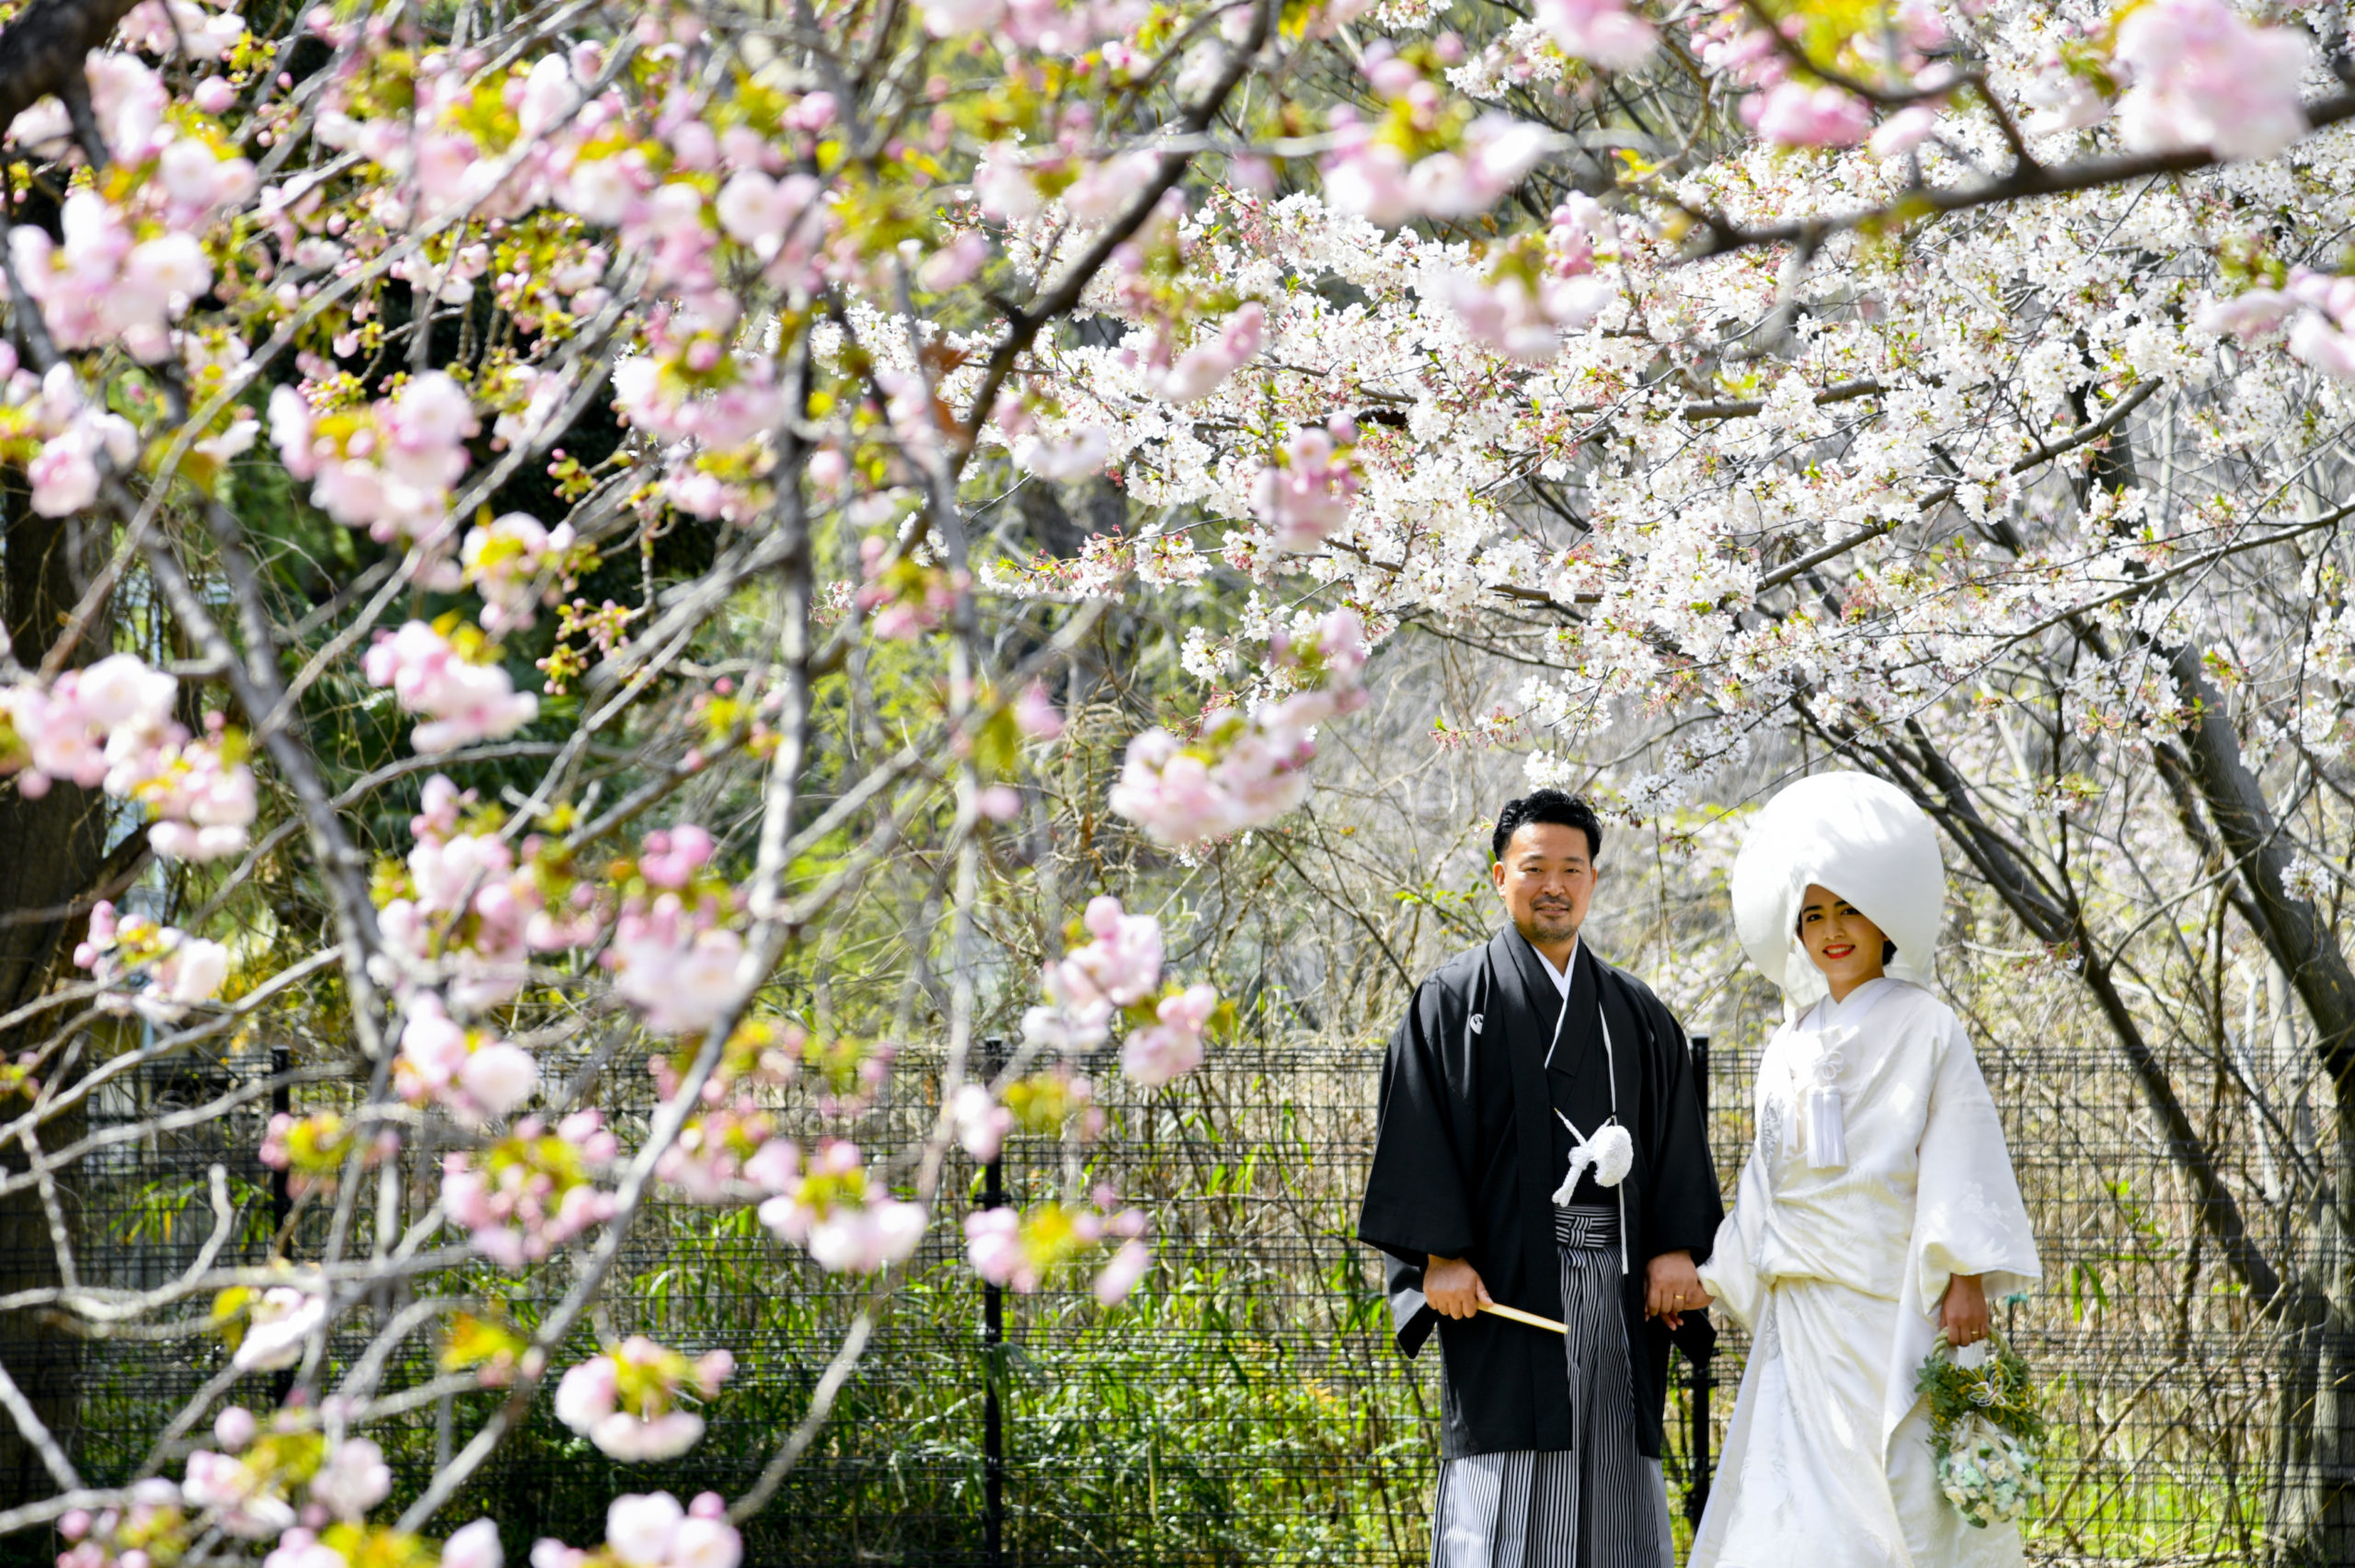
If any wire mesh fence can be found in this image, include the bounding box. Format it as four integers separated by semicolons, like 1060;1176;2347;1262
37;994;2299;1566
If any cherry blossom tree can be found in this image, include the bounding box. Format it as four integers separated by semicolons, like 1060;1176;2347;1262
0;0;2352;1553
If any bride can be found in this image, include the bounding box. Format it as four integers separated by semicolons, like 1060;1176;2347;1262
1687;773;2042;1568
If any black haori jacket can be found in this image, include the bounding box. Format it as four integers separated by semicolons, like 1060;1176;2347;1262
1357;929;1724;1460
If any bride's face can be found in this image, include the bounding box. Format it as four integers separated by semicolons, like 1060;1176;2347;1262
1798;883;1889;995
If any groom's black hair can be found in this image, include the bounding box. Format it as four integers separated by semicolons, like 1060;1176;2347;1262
1491;790;1603;864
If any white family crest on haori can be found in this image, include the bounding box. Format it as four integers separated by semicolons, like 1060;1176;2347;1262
1691;773;2042;1568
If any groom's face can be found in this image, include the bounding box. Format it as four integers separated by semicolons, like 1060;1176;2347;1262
1490;822;1600;949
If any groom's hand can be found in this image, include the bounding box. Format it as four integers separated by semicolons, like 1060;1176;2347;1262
1426;1254;1493;1320
1646;1250;1709;1330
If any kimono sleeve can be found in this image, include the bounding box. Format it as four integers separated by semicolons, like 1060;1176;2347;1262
1695;1146;1769;1331
1911;1013;2040;1313
1357;975;1478;1343
1637;991;1725;1263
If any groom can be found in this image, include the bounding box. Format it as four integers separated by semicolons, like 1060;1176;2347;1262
1359;790;1722;1568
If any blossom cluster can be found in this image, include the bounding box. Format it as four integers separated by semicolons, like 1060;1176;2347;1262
373;774;601;1013
270;372;481;551
259;1108;397;1199
395;992;540;1127
2198;269;2355;383
952;1065;1104;1162
74;900;230;1024
754;1139;928;1275
0;653;257;860
964;1186;1152;1304
6;52;256;361
1433;196;1618;363
1013;896;1220;1087
2110;0;2309;162
465;514;592;635
1321;48;1551;229
530;1491;741;1568
1250;418;1361;551
555;1337;736;1461
1108;609;1369;848
61;1404;511;1568
442;1111;622;1268
363;620;540;755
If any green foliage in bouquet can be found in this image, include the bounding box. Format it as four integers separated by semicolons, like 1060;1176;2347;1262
1918;1330;2046;1457
1917;1331;2049;1528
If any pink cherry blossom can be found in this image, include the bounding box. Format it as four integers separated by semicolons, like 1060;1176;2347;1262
442;1112;618;1267
1046;896;1164;1021
1438;269;1616;362
1120;982;1217;1086
443;1518;506;1568
74;900;231;1024
464;514;581;634
609;895;746;1035
755;1139;928;1273
1012;426;1111;479
1250;420;1360;549
1093;1239;1152;1305
2196;269;2355;383
268;372;479;544
232;1285;325;1371
140;725;260;862
2195;290;2300;338
213;1406;258;1451
920;0;1005;33
953;1082;1015;1162
963;1207;1029;1288
2289;313;2355;380
714;170;822;264
182;1448;295;1539
964;1194;1150;1295
1109;610;1367;845
555;1337;733;1461
1743;81;1873;147
1319;129;1415;227
1534;0;1657;71
1867;105;1940;159
2114;0;2310;162
310;1437;392;1521
1063;150;1164;223
1147;302;1266;404
28;426;106;516
364;621;540;753
604;1494;686;1568
1013;682;1065;739
8;186;225;359
638;826;716;889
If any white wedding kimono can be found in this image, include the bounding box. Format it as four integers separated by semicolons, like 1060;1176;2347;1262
1691;977;2041;1568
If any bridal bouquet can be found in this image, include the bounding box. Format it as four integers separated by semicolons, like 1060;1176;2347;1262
1917;1332;2049;1528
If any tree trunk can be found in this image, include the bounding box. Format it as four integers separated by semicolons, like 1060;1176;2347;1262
0;495;121;1515
2264;1081;2355;1565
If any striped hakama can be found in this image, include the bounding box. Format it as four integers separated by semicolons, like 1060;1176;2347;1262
1430;1206;1674;1568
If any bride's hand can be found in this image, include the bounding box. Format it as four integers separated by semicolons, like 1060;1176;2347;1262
1941;1273;1990;1347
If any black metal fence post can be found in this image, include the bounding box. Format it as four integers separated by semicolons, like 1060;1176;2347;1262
980;1036;1006;1568
1684;1032;1714;1528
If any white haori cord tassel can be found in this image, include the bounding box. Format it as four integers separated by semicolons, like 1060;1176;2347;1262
1552;1111;1634;1274
1545;983;1632;1271
1552;1112;1634;1202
